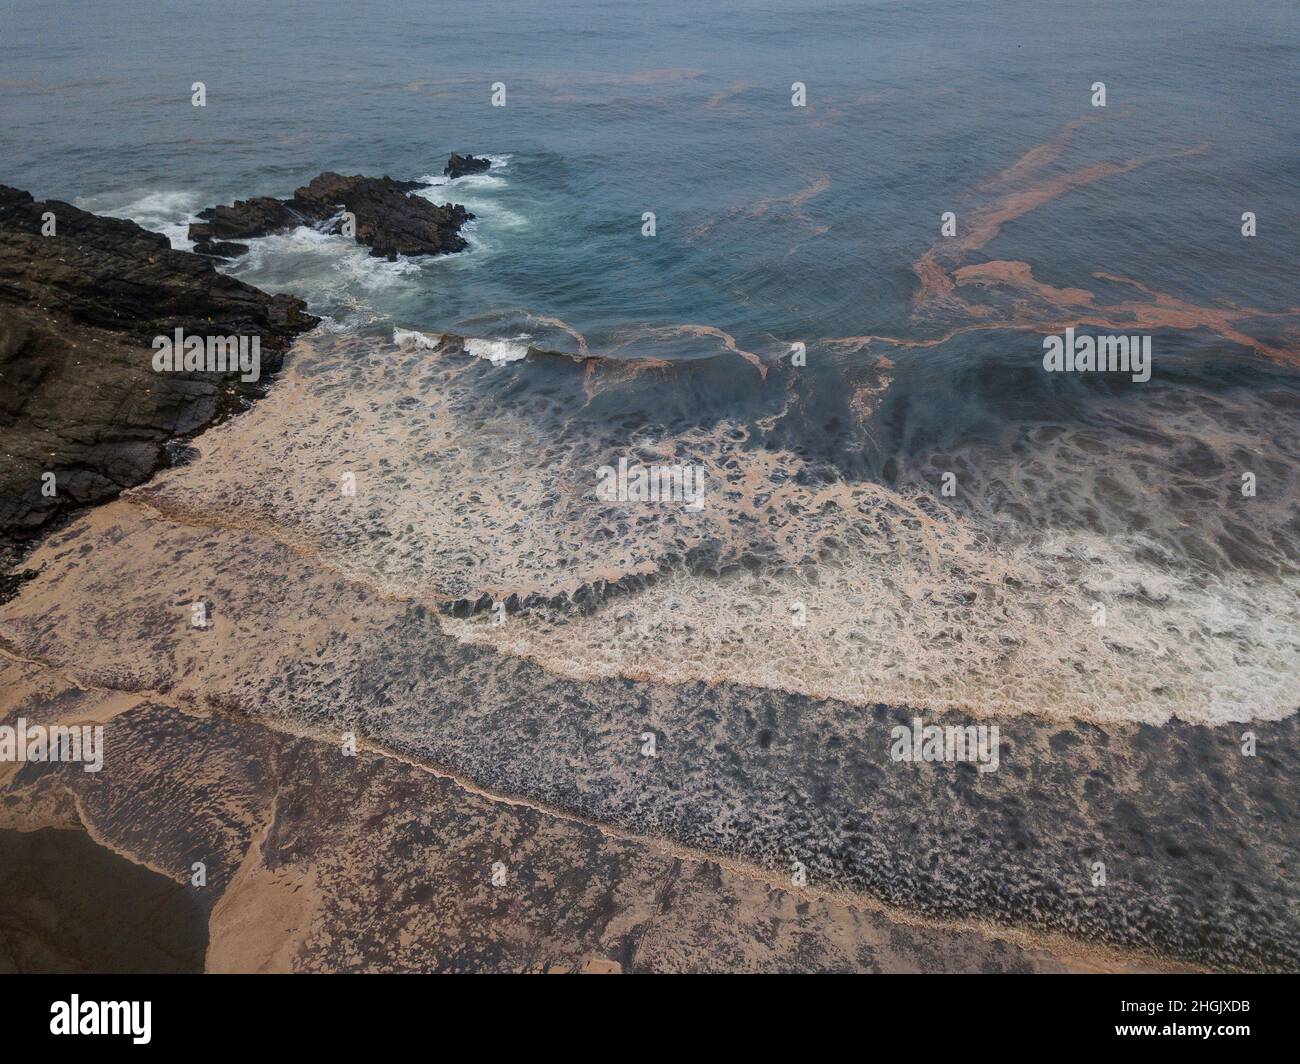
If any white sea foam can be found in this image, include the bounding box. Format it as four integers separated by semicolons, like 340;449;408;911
414;157;527;233
393;328;442;348
464;337;529;363
74;188;205;249
414;189;526;232
97;333;1300;728
417;152;512;187
229;226;422;293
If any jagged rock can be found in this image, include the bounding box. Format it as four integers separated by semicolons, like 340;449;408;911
189;173;473;261
296;173;472;259
444;153;491;179
0;185;318;552
190;196;304;242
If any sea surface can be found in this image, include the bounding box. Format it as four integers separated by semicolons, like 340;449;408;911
3;0;1295;336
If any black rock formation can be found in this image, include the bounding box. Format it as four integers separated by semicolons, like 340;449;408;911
444;153;491;179
0;185;318;553
190;173;473;261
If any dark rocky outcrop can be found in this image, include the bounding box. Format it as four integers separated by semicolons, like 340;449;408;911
188;195;302;241
444;153;491;179
190;173;473;261
192;239;250;260
0;185;318;555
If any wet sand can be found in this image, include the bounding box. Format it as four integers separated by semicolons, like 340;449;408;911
0;827;207;973
0;657;1184;972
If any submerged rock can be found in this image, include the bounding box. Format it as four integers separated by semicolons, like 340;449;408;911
0;185;318;552
444;153;491;179
190;172;473;261
192;239;250;259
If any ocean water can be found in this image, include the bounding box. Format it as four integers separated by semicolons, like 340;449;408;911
4;0;1297;340
3;0;1299;725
